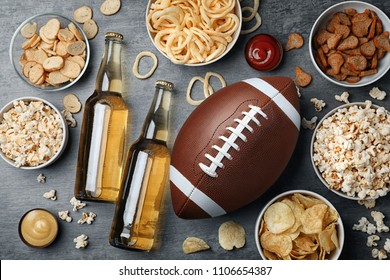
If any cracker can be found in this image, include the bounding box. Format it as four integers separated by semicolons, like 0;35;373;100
20;22;37;39
60;59;81;79
43;56;64;72
22;34;40;50
100;0;121;16
295;66;312;88
29;63;44;84
44;18;61;40
68;22;84;41
285;33;304;51
73;6;93;24
22;61;37;78
58;28;75;42
47;71;70;85
82;19;98;40
63;93;82;114
67;41;86;56
67;55;85;69
327;53;344;75
55;41;69;57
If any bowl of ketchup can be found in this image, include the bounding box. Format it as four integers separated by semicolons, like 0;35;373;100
245;34;283;72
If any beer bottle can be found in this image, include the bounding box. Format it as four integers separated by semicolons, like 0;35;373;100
74;32;128;202
109;80;174;251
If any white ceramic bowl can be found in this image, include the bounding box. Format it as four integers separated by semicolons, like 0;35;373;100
0;97;68;169
309;1;390;87
255;190;345;260
145;0;242;66
10;13;90;92
310;102;386;200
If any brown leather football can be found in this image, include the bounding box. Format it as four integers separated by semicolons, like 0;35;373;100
170;76;300;219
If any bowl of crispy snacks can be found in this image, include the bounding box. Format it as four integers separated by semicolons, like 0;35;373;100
10;13;90;91
0;97;68;169
311;101;390;200
309;1;390;87
146;0;242;66
255;190;344;260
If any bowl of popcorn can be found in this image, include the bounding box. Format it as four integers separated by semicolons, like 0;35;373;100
311;101;390;200
309;1;390;87
146;0;242;66
0;97;68;169
255;190;345;260
10;13;90;91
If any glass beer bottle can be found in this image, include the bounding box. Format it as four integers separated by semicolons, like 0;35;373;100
74;32;128;202
109;80;174;251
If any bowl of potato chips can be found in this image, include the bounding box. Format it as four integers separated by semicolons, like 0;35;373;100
255;190;344;260
146;0;242;66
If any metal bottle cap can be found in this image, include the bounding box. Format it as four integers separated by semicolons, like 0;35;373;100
156;80;174;90
105;32;124;40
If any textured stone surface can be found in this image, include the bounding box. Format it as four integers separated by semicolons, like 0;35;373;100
0;0;389;260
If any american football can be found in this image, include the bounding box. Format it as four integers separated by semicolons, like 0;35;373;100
170;76;301;219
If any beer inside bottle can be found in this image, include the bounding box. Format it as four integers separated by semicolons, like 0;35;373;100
74;32;128;202
110;81;174;251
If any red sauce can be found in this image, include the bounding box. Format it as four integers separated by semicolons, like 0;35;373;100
245;34;283;72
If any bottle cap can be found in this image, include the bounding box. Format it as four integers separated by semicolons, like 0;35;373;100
105;32;124;40
245;34;283;72
156;80;174;90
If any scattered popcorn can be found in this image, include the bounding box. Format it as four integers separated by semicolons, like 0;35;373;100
367;235;380;247
372;248;387;260
357;199;376;209
36;173;46;183
58;210;72;223
77;212;96;225
384;239;390;253
371;211;389;233
73;234;88;249
313;101;390;199
366;223;377;235
369;87;386;100
335;92;350;103
61;110;77;128
352;217;376;234
70;196;86;211
301;116;318;130
0;100;64;167
310;98;326;112
43;189;57;201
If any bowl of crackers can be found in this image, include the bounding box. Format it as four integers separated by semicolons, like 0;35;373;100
146;0;242;66
10;13;90;91
0;96;68;169
309;1;390;87
255;190;345;260
311;101;390;200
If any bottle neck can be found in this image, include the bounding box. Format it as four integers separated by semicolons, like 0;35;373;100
141;85;173;143
95;38;123;93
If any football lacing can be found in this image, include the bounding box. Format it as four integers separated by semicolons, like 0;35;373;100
199;105;268;178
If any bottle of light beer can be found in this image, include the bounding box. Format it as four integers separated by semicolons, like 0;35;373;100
110;80;174;251
74;32;128;202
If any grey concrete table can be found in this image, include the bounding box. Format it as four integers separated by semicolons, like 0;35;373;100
0;0;389;260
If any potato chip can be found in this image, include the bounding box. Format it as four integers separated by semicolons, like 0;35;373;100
280;198;303;233
292;193;323;208
260;231;292;257
293;236;318;253
300;204;328;234
263;249;279;260
264;202;295;234
259;193;340;260
319;223;337;254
